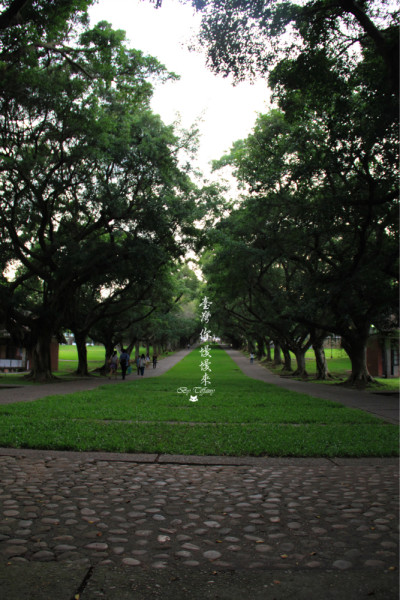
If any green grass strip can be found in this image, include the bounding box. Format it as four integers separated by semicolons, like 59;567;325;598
0;347;397;457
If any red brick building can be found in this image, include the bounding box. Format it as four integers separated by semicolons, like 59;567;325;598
0;330;58;372
367;332;399;378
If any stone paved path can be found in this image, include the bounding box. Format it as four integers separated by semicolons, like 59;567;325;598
0;453;397;574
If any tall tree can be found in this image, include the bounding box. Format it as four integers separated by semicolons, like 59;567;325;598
64;254;166;376
182;0;398;92
208;86;398;384
196;0;398;386
0;13;204;380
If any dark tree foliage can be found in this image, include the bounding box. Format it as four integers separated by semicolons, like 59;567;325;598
198;0;398;385
206;73;398;383
183;0;398;93
0;2;206;380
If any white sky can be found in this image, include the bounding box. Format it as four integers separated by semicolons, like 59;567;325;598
89;0;271;180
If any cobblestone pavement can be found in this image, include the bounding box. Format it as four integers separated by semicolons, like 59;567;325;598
0;453;397;575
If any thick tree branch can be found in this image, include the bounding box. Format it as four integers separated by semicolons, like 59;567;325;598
0;0;30;30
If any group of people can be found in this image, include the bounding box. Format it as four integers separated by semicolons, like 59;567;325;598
135;353;158;375
108;349;158;380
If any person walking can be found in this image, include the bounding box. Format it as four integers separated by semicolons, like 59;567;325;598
108;350;118;379
139;353;146;376
119;348;130;380
152;354;157;369
250;352;255;364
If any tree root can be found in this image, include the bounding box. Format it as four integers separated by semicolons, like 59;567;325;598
23;372;60;383
314;372;335;381
292;369;309;380
337;375;382;389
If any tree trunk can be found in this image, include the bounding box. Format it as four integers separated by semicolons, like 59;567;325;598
313;342;333;380
103;341;115;374
126;340;135;356
341;334;376;387
273;341;282;365
74;331;89;376
282;347;292;372
293;348;308;378
96;340;116;375
309;328;333;380
256;337;265;360
28;328;54;382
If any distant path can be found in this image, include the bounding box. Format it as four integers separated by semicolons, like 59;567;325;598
224;348;399;425
0;348;191;405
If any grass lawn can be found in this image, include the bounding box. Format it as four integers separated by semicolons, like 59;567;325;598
0;344;166;383
57;345;105;376
0;347;397;457
58;344;164;375
263;348;399;391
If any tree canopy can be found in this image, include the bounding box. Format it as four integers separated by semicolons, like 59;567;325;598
1;0;398;386
185;0;398;92
195;0;398;385
0;1;210;380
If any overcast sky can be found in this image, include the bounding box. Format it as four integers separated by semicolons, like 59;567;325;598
89;0;271;180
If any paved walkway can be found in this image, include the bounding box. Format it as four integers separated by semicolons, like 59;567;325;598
0;348;398;599
0;348;192;405
0;451;398;599
226;349;399;424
